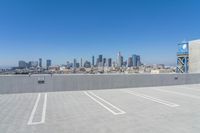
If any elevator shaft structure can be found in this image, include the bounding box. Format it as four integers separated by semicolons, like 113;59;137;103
176;42;189;73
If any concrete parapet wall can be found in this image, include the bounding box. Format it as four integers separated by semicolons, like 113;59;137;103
1;74;200;94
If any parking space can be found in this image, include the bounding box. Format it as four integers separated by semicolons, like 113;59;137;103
167;85;200;95
0;93;38;133
1;84;200;133
125;86;200;104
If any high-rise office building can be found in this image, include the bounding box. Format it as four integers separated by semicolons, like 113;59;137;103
84;61;91;68
80;58;83;67
66;61;71;68
73;59;77;68
96;55;103;67
103;58;106;66
132;55;137;67
18;60;27;69
46;59;52;69
96;58;99;66
112;61;117;67
28;61;38;68
136;55;141;66
117;52;122;67
92;56;95;67
132;54;141;67
99;55;103;63
39;58;42;68
128;57;133;67
107;58;112;67
76;63;80;68
123;60;127;67
121;56;123;66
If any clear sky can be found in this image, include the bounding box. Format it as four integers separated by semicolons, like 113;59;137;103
0;0;200;67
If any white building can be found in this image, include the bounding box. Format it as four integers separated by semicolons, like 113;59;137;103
189;39;200;73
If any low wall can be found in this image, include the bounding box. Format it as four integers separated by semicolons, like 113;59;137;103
0;73;200;94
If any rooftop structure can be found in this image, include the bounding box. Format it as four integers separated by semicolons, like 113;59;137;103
176;42;189;73
189;39;200;73
177;39;200;73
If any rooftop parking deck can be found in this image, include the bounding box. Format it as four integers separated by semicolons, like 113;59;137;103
1;84;200;133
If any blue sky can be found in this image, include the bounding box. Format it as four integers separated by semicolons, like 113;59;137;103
0;0;200;67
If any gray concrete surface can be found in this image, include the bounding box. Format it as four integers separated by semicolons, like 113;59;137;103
1;84;200;133
1;73;200;94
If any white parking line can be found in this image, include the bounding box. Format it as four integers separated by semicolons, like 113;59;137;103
27;93;41;125
175;86;200;92
187;87;200;92
84;91;126;115
41;93;47;123
122;90;179;107
27;93;48;125
154;89;200;99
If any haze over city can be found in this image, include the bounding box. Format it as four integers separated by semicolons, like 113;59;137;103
0;0;200;67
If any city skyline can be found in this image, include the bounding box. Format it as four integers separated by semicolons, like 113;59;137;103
1;0;200;67
17;52;142;68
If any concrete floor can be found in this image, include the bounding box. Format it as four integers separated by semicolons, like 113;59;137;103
1;84;200;133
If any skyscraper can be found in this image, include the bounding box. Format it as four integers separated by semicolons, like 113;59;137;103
80;58;83;67
121;56;123;67
76;63;80;68
39;58;42;68
84;61;91;68
136;55;141;66
92;56;95;67
97;55;103;67
28;61;38;68
107;58;112;67
18;60;27;69
103;58;106;67
132;54;141;67
46;59;52;69
128;57;133;67
117;52;122;67
123;60;127;67
99;55;103;63
73;59;77;69
96;58;99;66
132;54;137;67
66;61;71;68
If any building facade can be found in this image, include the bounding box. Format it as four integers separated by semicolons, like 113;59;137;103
132;54;141;67
39;58;42;68
46;60;52;69
189;40;200;73
18;61;27;69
